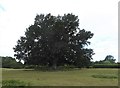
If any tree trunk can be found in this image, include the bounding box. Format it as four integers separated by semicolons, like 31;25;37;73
52;62;57;70
52;58;57;70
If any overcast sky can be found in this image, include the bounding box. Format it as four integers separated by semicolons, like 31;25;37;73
0;0;119;62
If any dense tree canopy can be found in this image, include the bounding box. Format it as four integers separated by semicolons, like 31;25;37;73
13;13;94;69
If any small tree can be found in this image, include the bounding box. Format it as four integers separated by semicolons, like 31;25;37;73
104;55;116;64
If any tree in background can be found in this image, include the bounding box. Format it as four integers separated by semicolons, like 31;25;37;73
94;55;116;64
1;56;24;68
104;55;116;64
13;13;94;69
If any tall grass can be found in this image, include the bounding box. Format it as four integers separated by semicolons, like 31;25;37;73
2;80;31;86
2;68;118;86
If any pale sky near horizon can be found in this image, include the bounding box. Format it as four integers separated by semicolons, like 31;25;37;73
0;0;119;62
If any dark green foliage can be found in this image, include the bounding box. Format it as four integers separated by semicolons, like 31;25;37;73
92;55;118;68
93;64;120;68
104;55;116;64
94;55;116;64
2;56;24;68
25;65;79;71
92;74;118;79
13;13;94;69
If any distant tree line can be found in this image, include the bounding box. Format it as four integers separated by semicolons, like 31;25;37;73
1;56;24;69
92;55;120;68
94;55;116;64
1;55;119;69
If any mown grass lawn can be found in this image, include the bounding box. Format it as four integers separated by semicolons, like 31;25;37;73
2;68;118;86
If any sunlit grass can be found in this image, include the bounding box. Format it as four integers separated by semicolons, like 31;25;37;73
2;68;118;86
2;80;31;86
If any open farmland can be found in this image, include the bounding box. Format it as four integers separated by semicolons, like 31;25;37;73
2;68;118;86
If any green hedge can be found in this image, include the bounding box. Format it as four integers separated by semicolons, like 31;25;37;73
24;65;79;71
93;64;120;68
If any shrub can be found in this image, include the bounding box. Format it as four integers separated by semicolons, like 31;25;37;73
92;64;120;68
2;56;25;69
24;65;80;71
92;74;118;79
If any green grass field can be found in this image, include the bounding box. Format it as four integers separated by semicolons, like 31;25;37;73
2;68;118;86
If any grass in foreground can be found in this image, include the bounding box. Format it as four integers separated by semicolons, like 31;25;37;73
2;80;31;86
2;68;118;86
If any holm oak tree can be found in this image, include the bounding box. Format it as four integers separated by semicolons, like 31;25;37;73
13;13;94;69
